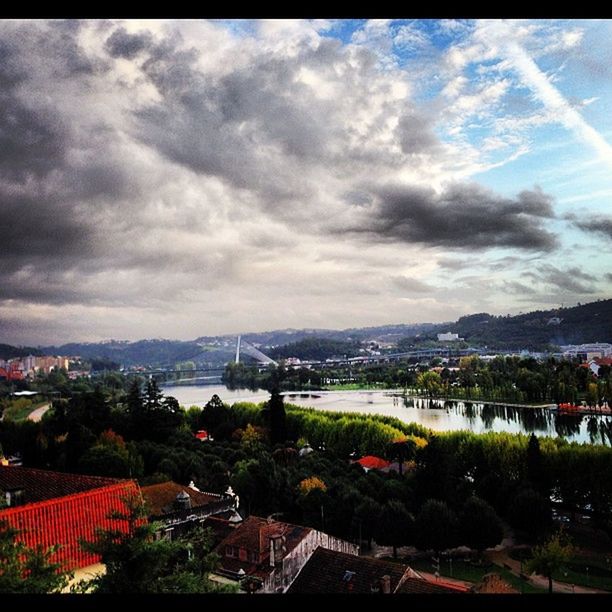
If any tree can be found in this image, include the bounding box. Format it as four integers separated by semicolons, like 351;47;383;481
354;497;382;549
387;438;416;476
0;519;70;593
80;495;224;593
525;530;573;594
526;433;546;492
459;496;503;556
414;499;458;554
298;476;327;496
374;500;413;558
507;488;552;540
416;371;443;398
264;391;287;445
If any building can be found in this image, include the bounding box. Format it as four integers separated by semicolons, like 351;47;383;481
561;343;612;360
140;480;240;540
287;547;468;594
213;515;358;593
0;466;139;572
437;332;463;342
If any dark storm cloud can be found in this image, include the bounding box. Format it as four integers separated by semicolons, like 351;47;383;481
105;27;153;59
570;215;612;240
396;110;440;155
349;183;558;251
606;273;612;282
132;36;346;200
529;264;597;294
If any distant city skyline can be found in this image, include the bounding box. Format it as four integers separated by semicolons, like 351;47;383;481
2;19;611;345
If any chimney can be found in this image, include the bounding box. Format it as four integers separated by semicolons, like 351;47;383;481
269;534;286;567
381;575;391;594
175;490;192;511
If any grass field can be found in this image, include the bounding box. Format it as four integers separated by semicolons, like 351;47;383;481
2;400;47;422
407;558;544;593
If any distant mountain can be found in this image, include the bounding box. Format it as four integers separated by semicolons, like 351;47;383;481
0;344;43;360
268;338;363;361
10;298;611;367
39;339;211;368
416;299;612;350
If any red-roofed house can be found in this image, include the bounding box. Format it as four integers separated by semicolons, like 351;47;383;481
194;429;211;441
355;455;390;471
214;515;358;593
0;465;139;573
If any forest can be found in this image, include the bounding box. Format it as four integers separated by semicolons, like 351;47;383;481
2;376;612;560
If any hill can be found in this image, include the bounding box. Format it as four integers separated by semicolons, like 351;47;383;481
5;298;610;366
0;344;43;360
420;299;612;350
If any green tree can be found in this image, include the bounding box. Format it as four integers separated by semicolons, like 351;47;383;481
416;371;443;398
507;488;552;540
525;530;573;594
0;520;70;593
80;495;224;593
459;496;503;556
374;500;413;558
263;391;287;445
526;433;546;492
414;499;458;553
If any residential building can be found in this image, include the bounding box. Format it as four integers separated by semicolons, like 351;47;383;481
140;480;240;540
287;547;468;594
437;332;464;342
0;466;138;573
213;515;358;593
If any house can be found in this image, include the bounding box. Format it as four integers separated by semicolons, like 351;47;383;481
287;547;468;594
353;455;390;472
140;481;241;540
437;332;464;342
213;515;358;593
0;465;138;573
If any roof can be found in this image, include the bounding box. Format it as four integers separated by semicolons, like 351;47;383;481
216;515;312;580
140;481;221;517
0;466;123;504
287;547;408;594
356;455;390;470
202;516;238;547
396;577;469;594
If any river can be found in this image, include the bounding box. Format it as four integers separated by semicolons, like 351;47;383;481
162;384;612;445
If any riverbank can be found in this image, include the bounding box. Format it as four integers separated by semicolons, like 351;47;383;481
398;393;557;410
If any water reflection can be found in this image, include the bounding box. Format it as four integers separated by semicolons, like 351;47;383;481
164;384;612;445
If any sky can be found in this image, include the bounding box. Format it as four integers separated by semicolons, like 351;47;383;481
1;18;611;346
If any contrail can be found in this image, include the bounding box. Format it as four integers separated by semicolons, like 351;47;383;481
479;21;612;170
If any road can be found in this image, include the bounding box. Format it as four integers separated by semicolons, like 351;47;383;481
28;403;51;422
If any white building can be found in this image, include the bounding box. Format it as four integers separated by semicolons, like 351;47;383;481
437;332;463;342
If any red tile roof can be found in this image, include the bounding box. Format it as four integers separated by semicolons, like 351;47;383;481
0;465;122;504
140;481;221;516
216;515;313;580
356;455;390;470
287;547;408;594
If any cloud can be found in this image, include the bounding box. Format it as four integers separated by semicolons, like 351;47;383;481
344;183;558;251
390;275;436;293
570;215;612;240
0;19;606;345
530;264;597;294
474;20;612;169
104;26;153;59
